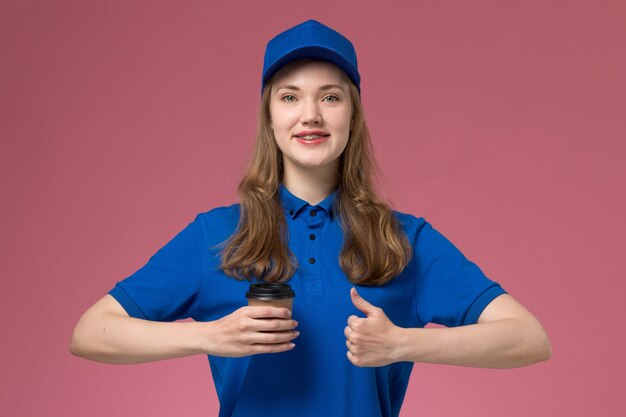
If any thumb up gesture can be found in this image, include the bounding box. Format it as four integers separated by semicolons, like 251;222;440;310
345;287;404;367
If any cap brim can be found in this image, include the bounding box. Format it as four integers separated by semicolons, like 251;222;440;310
262;46;360;91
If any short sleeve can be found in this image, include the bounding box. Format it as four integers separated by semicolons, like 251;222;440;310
414;220;507;327
108;214;205;322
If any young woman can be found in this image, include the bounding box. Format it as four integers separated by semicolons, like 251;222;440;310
71;19;551;417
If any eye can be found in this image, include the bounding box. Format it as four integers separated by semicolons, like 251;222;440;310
323;95;339;102
281;95;296;102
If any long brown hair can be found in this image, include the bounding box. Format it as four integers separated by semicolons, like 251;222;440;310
214;62;413;286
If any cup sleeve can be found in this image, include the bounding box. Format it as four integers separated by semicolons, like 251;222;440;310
107;214;205;322
414;220;507;327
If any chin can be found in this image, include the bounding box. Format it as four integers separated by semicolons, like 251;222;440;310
293;159;330;169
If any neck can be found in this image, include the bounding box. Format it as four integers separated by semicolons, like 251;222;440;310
282;162;339;206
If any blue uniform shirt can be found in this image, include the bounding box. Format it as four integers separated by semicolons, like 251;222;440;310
108;183;507;417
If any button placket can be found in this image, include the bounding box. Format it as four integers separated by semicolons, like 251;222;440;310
304;207;325;294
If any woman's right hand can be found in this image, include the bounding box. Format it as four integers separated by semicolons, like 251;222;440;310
197;306;300;357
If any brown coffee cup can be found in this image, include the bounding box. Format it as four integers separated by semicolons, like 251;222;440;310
246;282;295;310
246;282;295;333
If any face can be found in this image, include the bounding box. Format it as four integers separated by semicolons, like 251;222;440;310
269;59;353;176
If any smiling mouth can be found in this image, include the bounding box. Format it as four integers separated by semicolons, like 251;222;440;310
294;135;329;145
294;134;330;140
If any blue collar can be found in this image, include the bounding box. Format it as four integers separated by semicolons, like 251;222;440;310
279;183;338;220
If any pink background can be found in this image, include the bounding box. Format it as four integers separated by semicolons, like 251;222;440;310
2;1;624;416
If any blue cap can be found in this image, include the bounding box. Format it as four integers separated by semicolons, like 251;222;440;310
261;19;361;96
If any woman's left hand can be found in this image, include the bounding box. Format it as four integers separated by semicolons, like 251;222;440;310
345;287;404;367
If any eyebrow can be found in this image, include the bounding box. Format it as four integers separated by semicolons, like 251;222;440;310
275;84;346;93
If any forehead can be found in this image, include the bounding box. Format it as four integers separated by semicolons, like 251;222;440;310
272;59;350;91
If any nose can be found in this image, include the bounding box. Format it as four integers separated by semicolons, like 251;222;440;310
301;98;322;124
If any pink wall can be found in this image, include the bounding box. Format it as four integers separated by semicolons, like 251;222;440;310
2;1;624;416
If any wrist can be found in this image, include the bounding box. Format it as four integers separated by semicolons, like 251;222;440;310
393;326;440;363
392;327;415;363
188;320;215;356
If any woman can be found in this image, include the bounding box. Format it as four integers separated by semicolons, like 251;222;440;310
70;19;551;417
